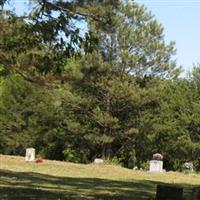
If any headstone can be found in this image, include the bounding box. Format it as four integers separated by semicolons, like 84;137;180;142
182;162;194;172
150;160;163;172
191;187;200;200
133;166;138;171
155;184;183;200
25;148;35;162
149;153;164;172
94;158;103;164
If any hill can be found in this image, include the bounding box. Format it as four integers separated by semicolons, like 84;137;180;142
0;155;199;200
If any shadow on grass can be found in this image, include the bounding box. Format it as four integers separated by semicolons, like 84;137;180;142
0;170;194;200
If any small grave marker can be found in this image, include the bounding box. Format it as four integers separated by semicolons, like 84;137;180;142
94;158;103;164
182;162;194;172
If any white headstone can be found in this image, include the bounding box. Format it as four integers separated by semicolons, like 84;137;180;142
25;148;35;162
149;160;163;172
94;158;103;164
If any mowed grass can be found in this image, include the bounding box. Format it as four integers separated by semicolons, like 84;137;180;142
0;155;200;200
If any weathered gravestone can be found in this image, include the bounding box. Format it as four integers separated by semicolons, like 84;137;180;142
182;162;194;172
155;184;183;200
25;148;35;162
94;158;103;164
149;153;163;172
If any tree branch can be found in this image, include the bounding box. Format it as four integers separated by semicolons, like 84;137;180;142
41;0;102;22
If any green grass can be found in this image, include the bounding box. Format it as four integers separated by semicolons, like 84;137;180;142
0;155;199;200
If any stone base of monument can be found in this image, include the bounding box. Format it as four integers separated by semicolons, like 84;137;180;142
155;184;183;200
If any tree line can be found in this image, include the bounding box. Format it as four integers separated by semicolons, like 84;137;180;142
0;0;200;171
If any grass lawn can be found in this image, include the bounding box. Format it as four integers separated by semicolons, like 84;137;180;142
0;155;200;200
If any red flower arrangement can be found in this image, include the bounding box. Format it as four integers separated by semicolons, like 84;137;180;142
35;157;44;163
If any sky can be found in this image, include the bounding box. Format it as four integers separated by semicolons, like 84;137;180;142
136;0;200;75
6;0;200;76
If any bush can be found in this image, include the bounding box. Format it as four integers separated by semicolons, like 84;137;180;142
63;148;80;163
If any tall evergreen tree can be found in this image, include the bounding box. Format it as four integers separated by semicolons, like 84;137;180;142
59;2;181;166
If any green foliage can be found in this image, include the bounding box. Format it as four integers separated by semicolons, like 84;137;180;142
0;75;52;154
62;148;81;163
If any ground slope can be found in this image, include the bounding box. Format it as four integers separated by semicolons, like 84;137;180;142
0;155;199;200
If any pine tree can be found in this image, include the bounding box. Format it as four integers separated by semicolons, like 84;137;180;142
60;2;181;165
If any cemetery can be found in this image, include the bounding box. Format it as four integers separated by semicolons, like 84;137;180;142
0;153;200;200
1;0;200;199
